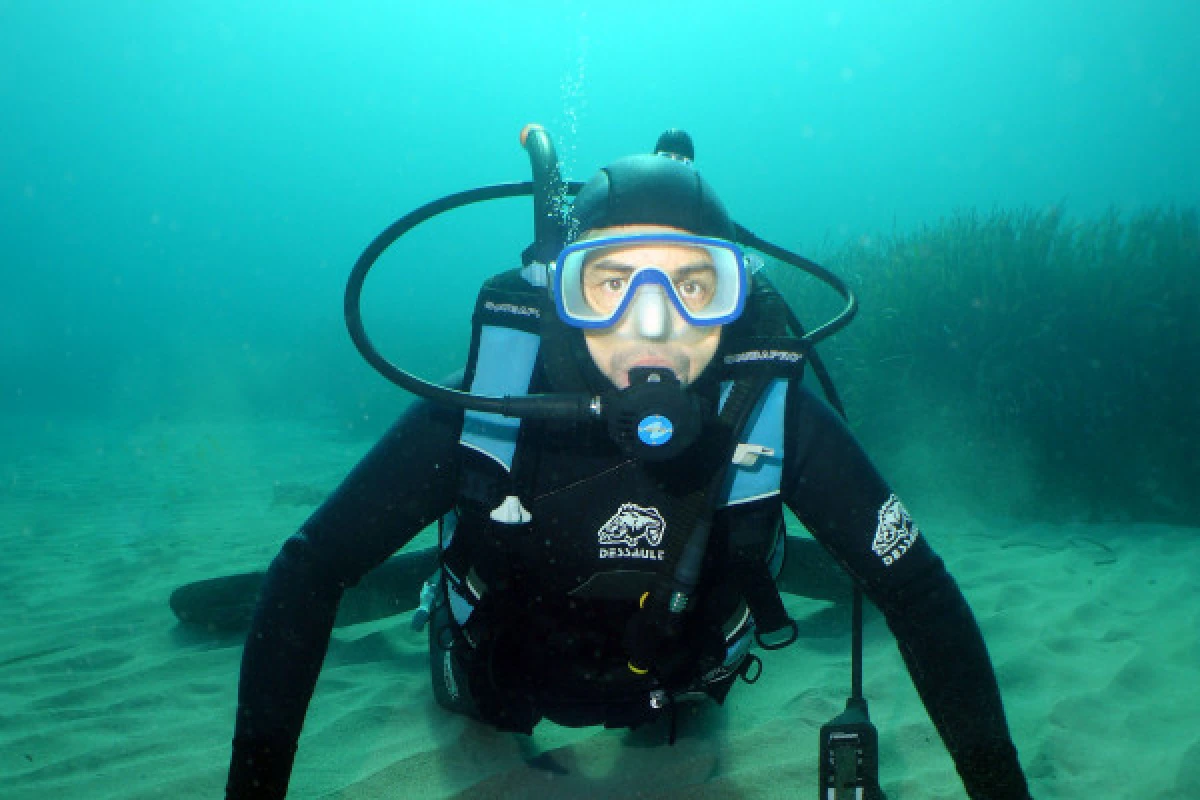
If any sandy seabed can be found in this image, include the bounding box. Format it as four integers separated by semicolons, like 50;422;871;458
2;413;1197;799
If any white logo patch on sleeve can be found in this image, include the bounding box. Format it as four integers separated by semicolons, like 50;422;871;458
871;494;920;566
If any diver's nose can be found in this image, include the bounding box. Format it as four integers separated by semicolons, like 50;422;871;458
630;284;670;339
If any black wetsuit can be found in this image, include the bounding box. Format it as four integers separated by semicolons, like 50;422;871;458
226;383;1031;799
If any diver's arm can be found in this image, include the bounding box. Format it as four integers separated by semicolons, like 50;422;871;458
226;397;463;800
781;384;1031;800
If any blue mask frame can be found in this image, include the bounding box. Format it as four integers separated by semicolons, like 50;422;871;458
551;233;748;329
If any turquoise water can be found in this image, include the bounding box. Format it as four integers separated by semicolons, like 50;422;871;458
3;1;1195;424
2;2;1197;797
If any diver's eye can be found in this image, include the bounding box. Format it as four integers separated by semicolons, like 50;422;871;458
604;277;626;292
675;277;715;310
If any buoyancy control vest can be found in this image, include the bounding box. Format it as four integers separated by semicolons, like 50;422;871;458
434;264;809;731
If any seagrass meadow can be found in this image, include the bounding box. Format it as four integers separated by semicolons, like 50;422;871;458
771;205;1200;525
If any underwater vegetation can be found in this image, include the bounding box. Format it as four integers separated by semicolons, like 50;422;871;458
773;205;1199;523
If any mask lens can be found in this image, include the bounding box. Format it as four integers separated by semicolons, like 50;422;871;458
554;234;745;328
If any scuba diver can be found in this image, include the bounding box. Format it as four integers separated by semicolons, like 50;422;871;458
217;128;1032;799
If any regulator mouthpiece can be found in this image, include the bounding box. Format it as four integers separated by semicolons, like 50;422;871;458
604;367;705;461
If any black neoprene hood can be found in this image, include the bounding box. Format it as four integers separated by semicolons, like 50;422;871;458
571;153;737;241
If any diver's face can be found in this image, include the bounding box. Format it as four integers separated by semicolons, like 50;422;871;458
580;225;723;389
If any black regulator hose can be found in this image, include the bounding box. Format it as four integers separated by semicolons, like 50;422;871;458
735;224;858;347
343;177;593;421
735;224;856;416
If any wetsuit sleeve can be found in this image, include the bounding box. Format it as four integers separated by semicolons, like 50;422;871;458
781;384;1031;800
226;397;463;800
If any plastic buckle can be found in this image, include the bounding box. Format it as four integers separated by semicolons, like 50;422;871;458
732;443;775;467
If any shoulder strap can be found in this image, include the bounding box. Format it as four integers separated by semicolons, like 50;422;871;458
458;272;544;473
717;377;790;508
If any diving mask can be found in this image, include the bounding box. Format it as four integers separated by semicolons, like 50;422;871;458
551;233;749;329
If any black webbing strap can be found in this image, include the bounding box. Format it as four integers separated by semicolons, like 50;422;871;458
732;556;798;649
624;372;774;676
